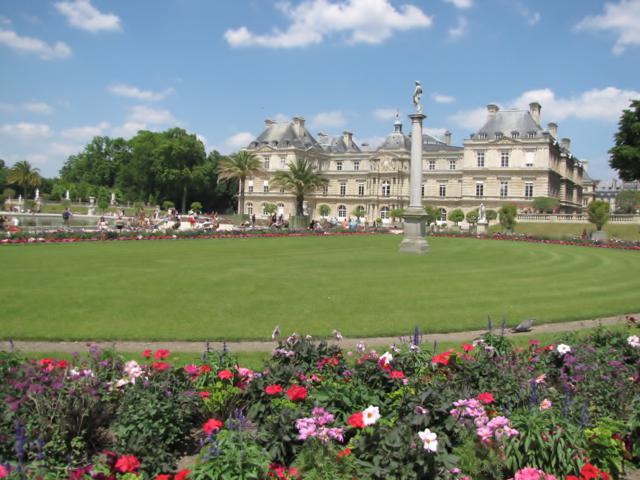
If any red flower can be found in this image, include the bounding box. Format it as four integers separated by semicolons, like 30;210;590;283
154;475;171;480
528;339;540;347
337;448;351;459
581;463;603;480
477;392;495;404
199;365;211;373
198;391;210;399
142;349;152;358
389;370;405;379
152;361;171;372
431;351;452;366
175;469;191;480
217;369;234;380
265;384;283;395
286;385;308;402
462;343;475;352
154;349;170;360
57;360;69;368
348;411;365;429
115;454;140;473
38;358;55;371
203;418;223;435
566;476;581;480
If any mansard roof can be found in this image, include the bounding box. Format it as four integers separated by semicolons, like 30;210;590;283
249;120;321;150
317;133;361;153
474;109;544;138
377;120;411;151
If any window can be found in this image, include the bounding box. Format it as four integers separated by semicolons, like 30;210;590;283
264;157;270;169
336;161;343;171
355;205;365;217
439;208;447;222
248;179;254;193
476;151;485;167
380;206;389;219
429;160;436;170
525;182;534;198
358;182;365;196
340;182;346;197
495;132;503;140
263;180;269;193
511;131;520;139
478;133;488;140
246;202;253;215
322;185;328;196
277;203;285;214
338;205;347;218
525;151;535;167
262;203;269;216
280;187;285;193
501;151;509;167
421;184;425;197
527;131;537;139
475;182;484;197
353;161;360;171
449;160;456;171
439;183;446;197
382;180;390;196
500;181;508;198
280;156;287;168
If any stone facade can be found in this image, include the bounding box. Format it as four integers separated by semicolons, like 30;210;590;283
242;103;587;223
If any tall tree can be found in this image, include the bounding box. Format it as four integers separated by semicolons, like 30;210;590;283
60;136;130;187
588;200;610;231
271;158;329;216
615;190;640;213
217;151;264;215
609;99;640;181
7;160;42;198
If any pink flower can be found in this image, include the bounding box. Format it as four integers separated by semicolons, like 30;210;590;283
154;349;170;360
217;369;234;380
477;392;495;404
184;364;199;376
265;384;283;395
539;399;552;411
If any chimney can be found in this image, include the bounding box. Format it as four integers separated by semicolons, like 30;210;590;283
394;119;403;133
561;137;571;151
444;130;452;145
547;122;557;139
342;130;353;147
529;102;542;125
264;118;276;128
582;160;589;173
292;116;305;136
487;104;499;117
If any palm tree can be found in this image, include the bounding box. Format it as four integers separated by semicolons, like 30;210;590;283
216;151;264;215
271;158;329;216
8;160;42;198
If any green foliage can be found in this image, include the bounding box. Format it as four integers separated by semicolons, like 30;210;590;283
614;190;640;213
449;208;464;225
532;196;560;213
587;200;611;231
190;201;203;212
465;209;479;225
423;205;439;225
162;200;175;210
453;433;506;480
7;160;42;198
264;202;278;216
499;204;517;231
584;418;627;479
271;158;328;216
217;151;264;215
609;99;640;181
352;205;365;218
318;204;331;217
390;208;404;221
486;209;498;221
293;440;355;479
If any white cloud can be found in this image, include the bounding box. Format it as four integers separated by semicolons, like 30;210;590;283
224;0;432;48
576;0;640;54
373;108;398;120
0;102;53;114
424;127;448;139
108;83;174;101
448;16;468;39
128;105;177;125
311;111;347;128
444;0;473;9
50;142;82;157
111;122;147;138
54;0;121;33
432;93;455;104
448;86;640;130
0;122;52;138
60;121;110;142
514;2;541;26
354;135;385;150
196;134;209;152
0;28;71;60
223;132;255;152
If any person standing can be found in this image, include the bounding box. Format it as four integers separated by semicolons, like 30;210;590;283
62;208;72;227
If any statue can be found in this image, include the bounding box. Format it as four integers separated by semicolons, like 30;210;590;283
412;80;423;114
110;192;116;206
65;190;70;201
478;203;486;222
34;188;39;200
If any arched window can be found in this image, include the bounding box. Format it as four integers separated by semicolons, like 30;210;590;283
381;180;391;196
439;208;447;222
380;206;390;219
246;202;253;215
262;203;269;216
338;205;347;218
355;205;365;217
277;203;285;214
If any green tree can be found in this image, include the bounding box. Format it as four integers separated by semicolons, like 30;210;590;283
352;206;365;219
217;151;264;215
609;99;640;181
318;204;331;217
390;208;404;222
190;201;203;212
423;205;439;225
7;160;42;198
449;208;464;226
587;200;611;231
486;209;498;221
466;209;479;225
264;203;277;216
271;158;328;216
162;200;175;211
614;190;640;213
0;159;8;194
499;204;518;232
60;136;130;188
532;196;560;213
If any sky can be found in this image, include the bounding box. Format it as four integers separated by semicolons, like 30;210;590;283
0;0;639;181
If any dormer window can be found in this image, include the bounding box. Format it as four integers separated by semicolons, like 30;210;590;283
272;141;278;146
527;131;537;139
495;132;503;140
479;133;488;140
511;131;519;139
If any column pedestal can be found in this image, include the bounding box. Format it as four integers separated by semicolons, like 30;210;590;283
399;207;430;253
477;220;488;235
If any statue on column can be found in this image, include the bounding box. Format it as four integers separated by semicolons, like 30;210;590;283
478;203;486;222
34;188;40;201
412;81;423;114
65;190;70;201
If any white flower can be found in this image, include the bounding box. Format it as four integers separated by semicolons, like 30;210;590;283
379;351;393;366
115;378;129;388
418;428;438;452
556;344;571;355
628;335;640;348
124;360;143;379
362;405;380;426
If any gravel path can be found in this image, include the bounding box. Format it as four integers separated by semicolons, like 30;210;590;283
2;313;636;354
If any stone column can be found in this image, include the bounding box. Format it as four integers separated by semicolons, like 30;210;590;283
399;113;430;254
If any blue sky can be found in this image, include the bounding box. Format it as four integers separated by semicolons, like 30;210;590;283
1;0;639;181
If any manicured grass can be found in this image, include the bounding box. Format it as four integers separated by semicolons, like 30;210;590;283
489;222;640;241
1;235;639;341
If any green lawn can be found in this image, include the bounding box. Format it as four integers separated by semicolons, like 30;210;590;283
489;222;640;241
1;235;639;341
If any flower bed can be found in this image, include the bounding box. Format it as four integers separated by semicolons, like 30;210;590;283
1;329;639;479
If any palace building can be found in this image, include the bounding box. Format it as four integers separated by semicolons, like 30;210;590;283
242;102;586;223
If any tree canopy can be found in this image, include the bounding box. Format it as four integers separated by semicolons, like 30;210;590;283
7;160;42;198
217;150;264;215
271;158;328;216
609;99;640;181
615;190;640;213
532;197;560;213
588;200;610;231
